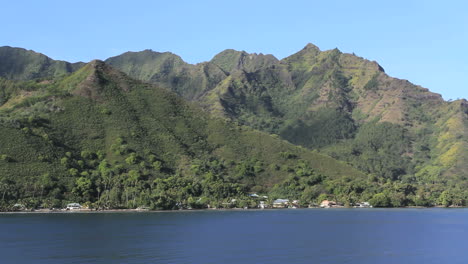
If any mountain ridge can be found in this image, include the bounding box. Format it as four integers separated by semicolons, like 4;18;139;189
0;44;467;209
0;58;373;210
0;46;85;81
103;44;466;185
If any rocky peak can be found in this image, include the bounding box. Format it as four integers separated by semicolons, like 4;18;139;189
71;60;134;100
210;49;278;74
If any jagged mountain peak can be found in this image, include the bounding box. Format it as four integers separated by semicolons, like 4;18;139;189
210;49;279;74
281;43;322;62
87;59;107;68
303;43;321;51
64;59;139;101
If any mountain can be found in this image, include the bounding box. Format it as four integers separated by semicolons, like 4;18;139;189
105;50;227;100
1;44;467;209
0;60;368;210
0;46;85;81
210;49;279;74
106;44;468;204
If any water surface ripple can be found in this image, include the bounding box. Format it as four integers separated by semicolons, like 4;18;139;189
1;208;467;264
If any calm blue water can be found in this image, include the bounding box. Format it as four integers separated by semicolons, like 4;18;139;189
1;209;467;264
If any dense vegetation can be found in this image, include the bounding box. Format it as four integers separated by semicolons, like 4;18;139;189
0;61;368;210
0;44;467;210
105;44;468;207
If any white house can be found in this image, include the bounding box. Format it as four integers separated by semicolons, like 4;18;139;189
273;199;289;208
66;203;82;210
355;202;372;208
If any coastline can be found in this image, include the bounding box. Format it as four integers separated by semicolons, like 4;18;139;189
1;206;466;214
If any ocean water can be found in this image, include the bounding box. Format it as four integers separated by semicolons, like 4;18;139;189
1;208;467;264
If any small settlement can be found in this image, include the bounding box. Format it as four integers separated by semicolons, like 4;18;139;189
6;195;372;212
251;194;372;209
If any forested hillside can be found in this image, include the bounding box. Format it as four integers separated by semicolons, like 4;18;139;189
0;60;372;210
0;44;467;209
106;44;468;203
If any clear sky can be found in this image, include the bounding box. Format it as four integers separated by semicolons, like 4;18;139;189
1;0;467;100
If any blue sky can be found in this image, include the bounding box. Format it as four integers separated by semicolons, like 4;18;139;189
1;0;467;100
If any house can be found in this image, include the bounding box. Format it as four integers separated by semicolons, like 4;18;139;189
136;206;150;211
249;193;259;198
355;202;372;208
320;200;337;208
258;201;271;209
292;200;300;208
273;199;289;208
13;204;26;211
66;203;82;210
259;201;266;209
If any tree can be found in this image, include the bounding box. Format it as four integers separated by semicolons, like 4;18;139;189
152;161;162;172
0;154;12;162
388;191;406;207
125;153;138;165
38;173;54;200
125;170;140;207
316;193;329;204
369;193;391;207
438;191;452;207
69;168;79;177
73;177;92;201
0;178;12;201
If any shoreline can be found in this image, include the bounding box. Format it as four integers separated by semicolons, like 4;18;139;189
1;206;466;214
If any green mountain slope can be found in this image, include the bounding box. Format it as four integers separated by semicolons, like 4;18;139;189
0;61;369;210
0;46;84;81
106;44;468;202
1;45;467;208
210;49;279;74
105;50;227;100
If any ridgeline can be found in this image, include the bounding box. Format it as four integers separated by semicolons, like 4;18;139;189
0;44;466;210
